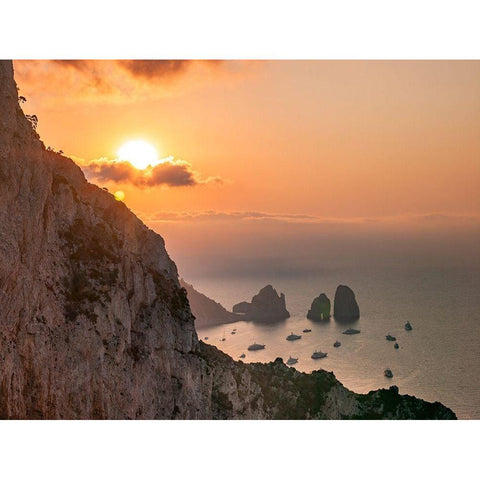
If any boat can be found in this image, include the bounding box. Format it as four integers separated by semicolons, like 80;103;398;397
394;342;399;349
302;328;312;333
286;356;298;365
333;340;341;348
405;321;413;331
231;331;236;334
311;350;328;359
204;337;209;340
239;353;246;359
221;329;226;341
342;328;360;335
386;334;396;341
286;332;302;341
384;368;393;378
248;343;265;351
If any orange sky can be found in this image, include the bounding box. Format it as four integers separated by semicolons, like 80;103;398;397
13;60;480;221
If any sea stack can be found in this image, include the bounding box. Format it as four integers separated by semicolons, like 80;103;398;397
333;285;360;320
233;285;290;322
307;293;331;321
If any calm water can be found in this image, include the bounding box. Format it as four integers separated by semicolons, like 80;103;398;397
193;265;480;419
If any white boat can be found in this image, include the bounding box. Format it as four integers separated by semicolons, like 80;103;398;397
248;343;265;351
311;350;328;359
333;340;341;348
286;332;302;341
286;356;298;365
384;368;393;378
405;322;413;331
342;328;360;335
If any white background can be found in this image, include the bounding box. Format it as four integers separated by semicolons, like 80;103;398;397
1;1;479;478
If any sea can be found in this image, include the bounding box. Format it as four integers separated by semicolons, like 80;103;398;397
192;265;480;419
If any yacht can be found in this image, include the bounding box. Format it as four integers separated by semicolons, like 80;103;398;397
384;368;393;378
386;334;396;341
394;342;399;349
239;353;246;359
311;350;328;359
286;332;302;341
342;328;360;335
286;356;298;365
302;328;312;333
405;321;413;331
248;343;265;351
333;340;341;348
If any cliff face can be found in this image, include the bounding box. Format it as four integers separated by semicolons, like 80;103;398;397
180;278;241;328
0;61;455;419
0;60;205;418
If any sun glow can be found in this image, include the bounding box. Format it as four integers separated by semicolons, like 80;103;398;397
114;190;125;201
117;140;158;170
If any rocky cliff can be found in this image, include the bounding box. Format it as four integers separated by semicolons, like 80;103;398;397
0;60;455;419
233;285;290;322
179;278;241;328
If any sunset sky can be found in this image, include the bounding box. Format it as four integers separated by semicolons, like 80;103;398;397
13;60;480;277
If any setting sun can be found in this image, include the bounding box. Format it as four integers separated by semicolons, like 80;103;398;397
117;140;158;170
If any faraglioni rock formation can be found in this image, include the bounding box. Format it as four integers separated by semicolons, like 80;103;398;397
0;60;455;419
334;285;360;320
307;293;331;321
179;278;241;328
233;285;290;322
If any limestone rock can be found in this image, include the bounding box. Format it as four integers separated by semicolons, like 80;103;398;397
233;285;290;322
333;285;360;320
232;301;250;315
180;279;241;328
307;293;331;321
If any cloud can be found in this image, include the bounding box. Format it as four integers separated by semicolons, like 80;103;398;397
117;60;227;80
117;60;190;79
78;157;222;188
142;210;480;226
13;60;251;104
49;60;112;93
144;210;334;224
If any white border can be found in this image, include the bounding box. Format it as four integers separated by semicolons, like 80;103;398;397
0;420;478;479
0;1;478;477
1;1;479;58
